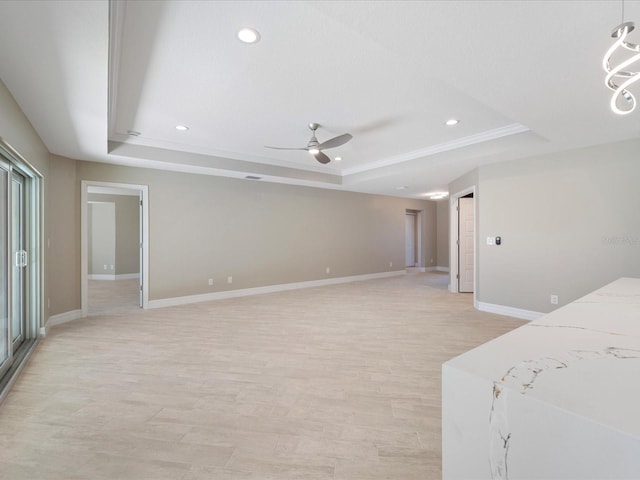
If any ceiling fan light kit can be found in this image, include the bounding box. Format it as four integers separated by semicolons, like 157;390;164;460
603;2;640;115
265;123;352;165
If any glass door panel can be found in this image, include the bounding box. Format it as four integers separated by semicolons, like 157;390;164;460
11;173;24;347
0;167;8;373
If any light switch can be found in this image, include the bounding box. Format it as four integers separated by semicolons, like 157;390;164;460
486;237;494;246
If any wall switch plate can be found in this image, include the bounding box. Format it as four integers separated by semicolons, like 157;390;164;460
550;295;558;305
208;278;213;286
389;261;393;267
326;267;331;274
227;276;232;284
487;237;495;245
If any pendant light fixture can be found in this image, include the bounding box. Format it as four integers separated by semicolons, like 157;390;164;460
603;1;640;115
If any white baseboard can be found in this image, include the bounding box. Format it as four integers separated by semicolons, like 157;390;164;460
148;270;406;309
436;266;450;272
89;273;140;280
89;274;115;280
476;301;543;321
46;309;82;328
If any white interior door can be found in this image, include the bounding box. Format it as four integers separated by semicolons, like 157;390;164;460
405;213;416;267
458;197;474;292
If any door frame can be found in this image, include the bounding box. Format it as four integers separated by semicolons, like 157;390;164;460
81;180;149;316
449;186;477;306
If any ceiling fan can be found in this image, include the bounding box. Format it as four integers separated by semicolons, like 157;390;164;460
265;123;352;164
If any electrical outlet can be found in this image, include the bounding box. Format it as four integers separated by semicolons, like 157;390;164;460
326;267;331;274
227;276;233;284
103;264;107;270
389;261;393;267
550;294;558;305
110;265;114;270
208;278;213;286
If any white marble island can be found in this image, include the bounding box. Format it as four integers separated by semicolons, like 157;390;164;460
442;277;640;479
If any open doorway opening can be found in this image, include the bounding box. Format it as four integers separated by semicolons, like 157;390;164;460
405;209;423;270
449;187;476;303
81;182;149;316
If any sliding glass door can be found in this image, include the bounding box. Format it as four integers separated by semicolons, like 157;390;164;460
0;144;41;386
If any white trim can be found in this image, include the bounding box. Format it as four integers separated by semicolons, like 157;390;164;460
476;301;543;321
46;309;82;327
88;274;115;280
88;186;140;196
343;123;530;175
88;273;140;280
148;271;406;309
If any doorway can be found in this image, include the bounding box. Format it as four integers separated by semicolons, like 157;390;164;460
405;211;417;267
405;209;423;269
458;194;474;292
81;182;149;316
449;187;476;300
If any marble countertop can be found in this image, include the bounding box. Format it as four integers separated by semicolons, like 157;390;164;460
446;277;640;438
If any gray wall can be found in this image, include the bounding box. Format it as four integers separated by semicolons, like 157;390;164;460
115;195;140;275
449;139;640;314
76;161;436;302
88;202;115;275
88;193;140;275
436;201;449;269
48;155;80;316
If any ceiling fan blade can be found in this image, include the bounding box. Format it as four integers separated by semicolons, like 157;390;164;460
264;145;308;151
316;133;352;150
315;151;331;164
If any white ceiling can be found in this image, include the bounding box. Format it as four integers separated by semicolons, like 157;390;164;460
1;0;639;199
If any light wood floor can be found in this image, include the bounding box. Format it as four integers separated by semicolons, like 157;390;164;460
0;271;525;479
88;278;141;315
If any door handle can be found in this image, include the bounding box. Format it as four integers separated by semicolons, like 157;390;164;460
15;250;27;267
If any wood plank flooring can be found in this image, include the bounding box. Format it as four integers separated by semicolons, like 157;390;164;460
0;272;525;479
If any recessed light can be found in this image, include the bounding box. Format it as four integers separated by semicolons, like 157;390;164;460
445;119;460;126
175;125;189;131
334;156;342;162
127;130;141;137
424;191;449;199
237;27;260;44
